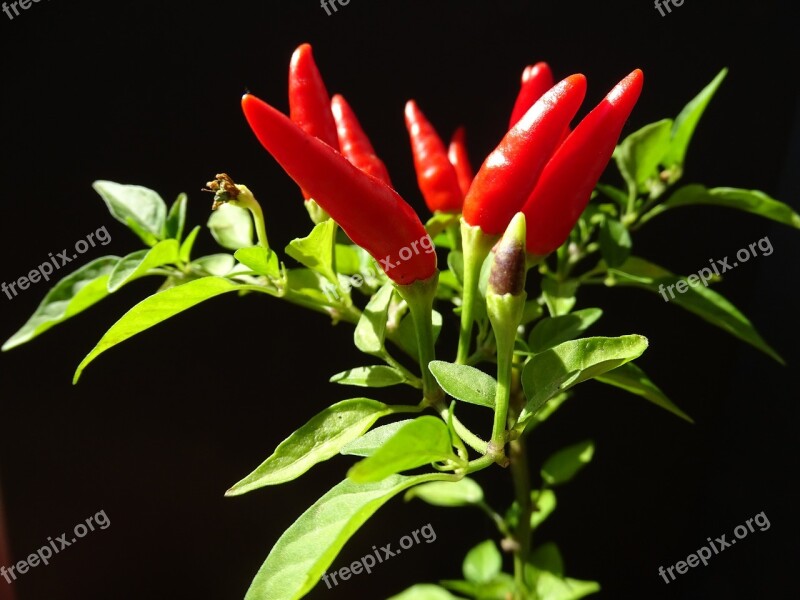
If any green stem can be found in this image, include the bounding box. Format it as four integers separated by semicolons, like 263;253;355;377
510;436;533;594
437;404;488;454
490;335;514;462
231;185;269;250
457;220;496;364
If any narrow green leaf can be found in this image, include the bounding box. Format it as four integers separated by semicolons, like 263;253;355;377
179;225;201;263
611;256;783;363
541;440;594;486
462;540;502;584
330;365;407;388
528;309;603;353
226;398;390;496
595;362;693;423
2;257;120;351
599;218;632;268
348;417;456;483
520;336;648;419
286;219;337;282
234;246;281;278
404;477;484;507
354;283;394;355
388;585;465;600
107;239;180;292
340;420;414;457
208;203;253;250
429;361;497;409
614;118;673;188
244;473;450;600
595;183;629;211
73;277;259;382
541;278;578;317
664;68;728;167
93;181;167;245
164;193;187;241
530;489;557;529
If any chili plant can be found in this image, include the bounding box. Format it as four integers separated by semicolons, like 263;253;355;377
4;44;798;600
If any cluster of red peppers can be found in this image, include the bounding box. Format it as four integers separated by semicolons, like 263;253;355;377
241;43;643;284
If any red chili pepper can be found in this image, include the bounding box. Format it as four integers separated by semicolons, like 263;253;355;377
523;69;644;256
462;74;587;236
448;126;474;198
242;94;436;285
331;94;392;187
508;62;555;129
404;101;464;213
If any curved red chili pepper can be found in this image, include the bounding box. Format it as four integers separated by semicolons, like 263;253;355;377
404;101;464;213
523;69;644;256
462;74;587;236
448;126;474;198
509;62;555;129
242;94;436;285
330;94;392;187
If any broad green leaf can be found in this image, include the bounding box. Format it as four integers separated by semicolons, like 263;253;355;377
164;193;187;241
541;278;578;317
611;256;783;363
391;309;443;361
330;365;407;388
644;185;800;229
520;336;648;419
234;246;281;278
354;283;394;355
528;309;603;353
2;257;120;351
73;277;263;382
663;68;728;167
107;239;180;292
191;254;236;277
614;118;673;189
534;571;600;600
286;219;337;282
404;477;484;507
462;540;502;584
179;225;201;263
595;362;693;423
208;203;253;250
530;542;564;577
541;440;594;486
348;416;457;483
388;585;465;600
227;398;390;496
530;489;557;529
429;361;496;409
599;218;632;268
340;420;414;457
93;181;167;245
245;473;450;600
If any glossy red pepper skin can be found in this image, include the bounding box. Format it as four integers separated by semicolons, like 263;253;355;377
448;126;474;198
242;94;436;285
331;94;393;186
462;74;587;236
509;62;555;129
523;69;644;256
405;101;464;213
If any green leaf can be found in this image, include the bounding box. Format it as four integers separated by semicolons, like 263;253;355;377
663;68;728;167
614;118;673;189
595;362;693;423
347;417;457;483
208;203;253;250
404;477;484;507
340;420;414;457
462;540;502;584
528;309;603;353
595;183;628;212
245;473;450;600
234;246;281;278
610;256;783;363
534;571;600;600
425;212;460;239
164;193;187;241
599;218;632;268
520;335;648;420
179;225;201;263
541;278;578;317
286;219;337;282
354;283;394;355
645;185;800;229
107;239;180;292
191;254;236;277
530;542;564;577
388;584;466;600
2;257;120;351
447;250;465;287
429;361;497;409
330;366;407;388
392;310;443;361
73;277;260;382
541;440;594;486
93;181;167;246
227;398;390;496
530;489;557;529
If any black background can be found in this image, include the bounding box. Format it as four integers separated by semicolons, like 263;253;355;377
1;1;798;599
